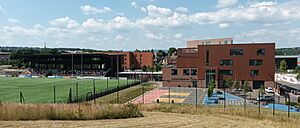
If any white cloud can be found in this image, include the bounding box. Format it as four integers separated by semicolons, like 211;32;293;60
235;28;300;47
145;33;163;40
218;23;229;28
82;16;134;32
216;0;239;8
174;33;183;39
49;17;79;29
249;1;277;8
0;6;7;14
80;5;112;14
146;5;173;18
175;7;189;13
141;7;147;13
8;18;20;23
131;1;138;9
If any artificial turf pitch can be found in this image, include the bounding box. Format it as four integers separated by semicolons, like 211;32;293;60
0;77;134;103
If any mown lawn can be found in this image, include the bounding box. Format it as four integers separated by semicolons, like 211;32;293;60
0;77;134;103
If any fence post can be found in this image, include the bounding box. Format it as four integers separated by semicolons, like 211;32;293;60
76;82;78;103
169;83;171;104
19;91;24;104
288;96;290;118
273;92;275;116
223;85;226;109
68;88;72;103
53;85;56;103
258;92;261;115
93;79;96;104
106;77;109;90
244;91;246;113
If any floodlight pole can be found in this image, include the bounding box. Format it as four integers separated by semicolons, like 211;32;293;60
93;79;96;104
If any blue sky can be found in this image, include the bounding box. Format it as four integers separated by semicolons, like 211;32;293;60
0;0;299;50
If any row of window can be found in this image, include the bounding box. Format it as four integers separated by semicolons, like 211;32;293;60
171;69;197;76
219;70;259;76
230;48;265;56
171;69;259;76
220;59;263;66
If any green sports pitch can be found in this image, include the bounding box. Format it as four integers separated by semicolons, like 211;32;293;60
0;77;135;103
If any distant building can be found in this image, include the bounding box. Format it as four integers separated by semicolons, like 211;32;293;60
24;53;123;77
0;52;11;61
163;42;275;89
187;38;233;48
275;55;300;70
102;52;154;70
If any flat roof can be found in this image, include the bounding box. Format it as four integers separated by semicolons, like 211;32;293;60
276;80;300;90
275;55;299;58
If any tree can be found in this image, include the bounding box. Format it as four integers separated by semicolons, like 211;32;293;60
242;81;250;93
279;60;287;73
224;78;234;88
207;80;216;97
168;47;177;56
142;65;147;72
234;81;241;90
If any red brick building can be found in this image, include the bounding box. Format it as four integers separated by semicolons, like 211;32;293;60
163;43;275;89
104;52;154;70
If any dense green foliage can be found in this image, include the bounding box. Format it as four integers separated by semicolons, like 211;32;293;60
279;60;287;73
207;80;216;97
0;77;133;103
275;47;300;55
242;81;250;93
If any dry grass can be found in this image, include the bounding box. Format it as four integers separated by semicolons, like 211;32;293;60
0;112;293;128
140;104;300;127
0;103;143;120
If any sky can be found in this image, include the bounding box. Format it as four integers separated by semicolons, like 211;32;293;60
0;0;300;50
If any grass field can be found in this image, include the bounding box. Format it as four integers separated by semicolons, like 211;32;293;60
0;77;134;103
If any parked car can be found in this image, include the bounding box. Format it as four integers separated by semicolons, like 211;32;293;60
256;96;274;101
265;87;274;93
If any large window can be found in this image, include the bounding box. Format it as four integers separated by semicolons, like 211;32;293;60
183;69;190;75
171;69;178;75
220;70;233;75
230;49;243;56
191;69;197;75
249;60;263;66
250;70;259;76
257;48;265;55
220;59;233;66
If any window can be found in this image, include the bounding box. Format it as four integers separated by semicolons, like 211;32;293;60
48;58;55;61
224;40;228;44
250;70;259;76
171;69;178;75
206;50;209;65
257;48;265;55
183;69;190;75
220;59;233;66
191;69;197;75
220;70;233;75
139;58;142;61
140;54;142;57
249;60;263;66
92;58;101;61
230;49;243;56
